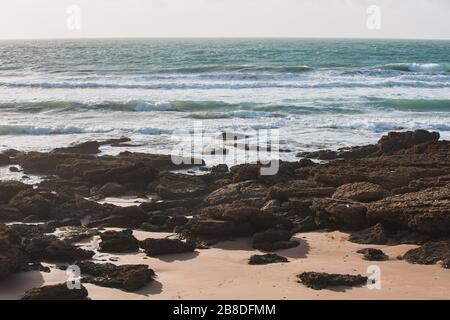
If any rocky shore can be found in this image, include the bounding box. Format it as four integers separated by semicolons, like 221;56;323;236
0;129;449;299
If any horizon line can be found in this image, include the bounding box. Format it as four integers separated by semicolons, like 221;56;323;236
1;35;450;42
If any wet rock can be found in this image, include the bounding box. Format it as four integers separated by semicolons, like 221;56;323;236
85;163;159;189
356;248;388;261
297;150;339;160
0;224;26;280
112;206;147;221
348;223;389;245
403;240;450;267
312;198;368;230
99;229;139;253
21;283;88;300
182;219;253;238
298;272;368;290
332;182;386;202
0;180;32;204
0;205;23;222
52;141;100;155
292;216;318;233
204;181;267;206
54;226;99;243
0;154;11;166
377;130;439;154
24;235;95;262
9;223;56;239
96;182;126;197
249;253;289;265
266;181;335;201
9;189;53;220
154;172;206;200
140;238;195;256
252;229;299;251
222;206;289;230
9;166;20;172
77;261;155;292
230;164;261;182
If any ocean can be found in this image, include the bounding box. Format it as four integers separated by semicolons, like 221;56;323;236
1;38;450;165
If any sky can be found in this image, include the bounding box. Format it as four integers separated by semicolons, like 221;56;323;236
0;0;449;40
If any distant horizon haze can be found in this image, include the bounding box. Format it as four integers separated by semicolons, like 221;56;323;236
0;0;449;40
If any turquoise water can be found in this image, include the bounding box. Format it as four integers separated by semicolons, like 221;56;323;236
0;38;449;161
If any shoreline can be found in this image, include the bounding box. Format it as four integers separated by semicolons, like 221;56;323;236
0;129;449;300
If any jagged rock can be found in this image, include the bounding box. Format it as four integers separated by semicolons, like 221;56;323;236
24;235;94;262
140;198;201;212
204;181;267;206
266;181;335;201
140;238;195;256
0;205;23;222
356;248;388;261
21;283;88;300
298;272;368;290
99;229;139;253
252;229;299;251
249;253;289;265
182;219;253;238
366;187;450;234
222;206;290;230
85;163;159;189
230;164;260;182
332;182;386;202
9;189;53;220
96;182;125;197
292;216;318;233
348;223;389;245
77;261;155;292
9;223;56;238
378;130;439;154
52;141;100;155
0;224;26;280
54;226;99;243
403;240;450;267
0;180;32;204
154;173;206;200
112;206;147;221
0;154;11;166
312;198;368;230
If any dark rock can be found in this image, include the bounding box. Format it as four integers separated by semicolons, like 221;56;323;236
77;261;155;292
292;216;318;233
230;164;261;182
112;206;147;221
249;253;289;265
356;248;388;261
332;182;386;202
24;235;95;262
366;187;450;234
0;180;32;204
154;172;206;200
99;229;139;253
9;189;53;220
403;240;450;267
0;154;11;166
182;219;253;238
348;223;389;245
140;238;195;256
96;182;125;197
21;283;88;300
9;223;56;238
0;205;23;222
222;206;290;230
377;130;439;154
298;272;368;290
312;198;368;230
252;229;299;251
9;166;20;172
0;224;26;280
52;141;100;155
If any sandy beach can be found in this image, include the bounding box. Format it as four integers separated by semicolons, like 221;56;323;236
1;229;449;300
